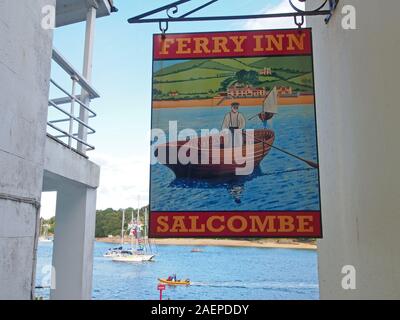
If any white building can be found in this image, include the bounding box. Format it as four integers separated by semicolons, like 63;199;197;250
0;0;116;299
308;0;400;299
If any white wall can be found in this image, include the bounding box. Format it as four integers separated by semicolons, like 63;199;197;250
307;0;400;299
0;0;54;299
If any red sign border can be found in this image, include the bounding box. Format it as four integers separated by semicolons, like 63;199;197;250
149;211;322;238
153;27;313;60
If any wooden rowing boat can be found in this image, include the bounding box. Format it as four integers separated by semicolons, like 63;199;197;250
155;129;275;178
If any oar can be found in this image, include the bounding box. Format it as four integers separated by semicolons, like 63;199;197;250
243;132;319;169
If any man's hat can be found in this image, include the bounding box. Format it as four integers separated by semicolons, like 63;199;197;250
231;102;240;108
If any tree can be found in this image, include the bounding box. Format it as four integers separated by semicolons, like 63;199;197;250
219;77;235;91
42;206;150;238
235;70;259;86
95;206;149;238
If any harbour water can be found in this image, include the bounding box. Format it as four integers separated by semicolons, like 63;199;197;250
36;241;319;300
151;105;320;211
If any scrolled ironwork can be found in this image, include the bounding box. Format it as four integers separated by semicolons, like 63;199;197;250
166;5;180;18
128;0;339;26
289;0;329;13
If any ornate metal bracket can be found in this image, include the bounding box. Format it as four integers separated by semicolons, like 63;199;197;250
128;0;339;30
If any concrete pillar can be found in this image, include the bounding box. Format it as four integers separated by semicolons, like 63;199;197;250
0;0;54;299
307;0;400;299
50;181;97;300
77;2;97;154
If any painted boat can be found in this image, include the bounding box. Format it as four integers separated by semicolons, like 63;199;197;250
258;112;274;122
155;129;275;178
158;278;190;286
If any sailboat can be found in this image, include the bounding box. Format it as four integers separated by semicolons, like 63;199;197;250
258;86;279;123
103;209;127;257
38;219;53;242
112;206;155;262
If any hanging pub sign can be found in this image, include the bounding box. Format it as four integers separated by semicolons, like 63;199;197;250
149;28;322;238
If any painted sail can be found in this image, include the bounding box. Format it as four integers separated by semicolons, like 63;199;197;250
263;87;278;114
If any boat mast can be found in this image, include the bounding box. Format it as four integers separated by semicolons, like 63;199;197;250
144;207;151;253
39;218;43;238
131;207;134;250
136;196;140;252
121;209;125;246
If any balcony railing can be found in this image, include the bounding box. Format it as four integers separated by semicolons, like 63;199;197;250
47;48;99;154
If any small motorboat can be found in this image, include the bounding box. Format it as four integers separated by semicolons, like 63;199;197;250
155;129;275;178
190;248;203;253
158;278;190;286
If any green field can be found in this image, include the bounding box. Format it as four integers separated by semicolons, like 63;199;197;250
153;56;314;99
248;56;313;72
154;77;229;95
287;72;314;87
155;67;233;83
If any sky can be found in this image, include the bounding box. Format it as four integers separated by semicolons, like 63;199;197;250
40;0;305;218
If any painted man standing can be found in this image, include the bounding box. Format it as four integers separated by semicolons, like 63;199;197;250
222;102;246;130
221;102;246;147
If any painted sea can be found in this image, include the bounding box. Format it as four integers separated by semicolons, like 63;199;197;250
151;105;320;211
35;241;319;300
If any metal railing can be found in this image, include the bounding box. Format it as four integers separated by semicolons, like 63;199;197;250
47;48;100;154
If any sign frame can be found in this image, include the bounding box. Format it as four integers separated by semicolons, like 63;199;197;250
149;28;323;239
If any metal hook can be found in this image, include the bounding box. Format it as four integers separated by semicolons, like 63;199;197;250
294;15;305;29
159;21;169;39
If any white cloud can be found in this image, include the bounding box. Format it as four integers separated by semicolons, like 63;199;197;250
91;151;150;210
40;192;57;219
243;0;306;30
40;152;150;218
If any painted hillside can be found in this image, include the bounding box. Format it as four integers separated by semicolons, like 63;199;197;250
153;56;314;101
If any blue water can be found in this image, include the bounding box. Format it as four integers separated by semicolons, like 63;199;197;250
151;105;320;211
35;241;319;300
